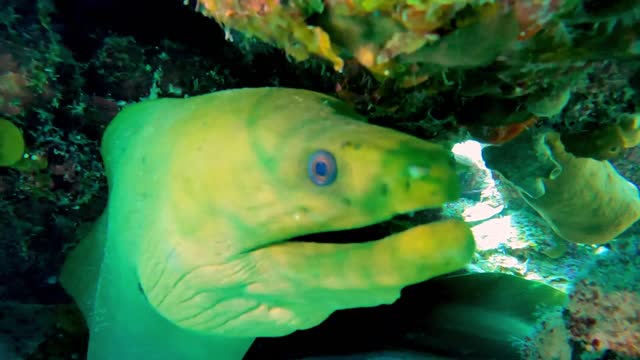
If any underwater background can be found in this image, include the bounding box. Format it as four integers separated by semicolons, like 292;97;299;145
0;0;639;359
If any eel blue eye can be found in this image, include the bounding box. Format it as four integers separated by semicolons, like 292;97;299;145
308;150;337;186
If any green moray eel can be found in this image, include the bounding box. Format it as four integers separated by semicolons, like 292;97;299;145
60;87;475;360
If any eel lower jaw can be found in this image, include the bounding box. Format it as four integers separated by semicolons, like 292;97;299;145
287;208;446;244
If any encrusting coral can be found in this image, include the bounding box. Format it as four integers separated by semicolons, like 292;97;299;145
561;113;640;160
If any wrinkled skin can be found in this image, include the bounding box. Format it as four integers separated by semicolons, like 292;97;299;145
61;88;475;360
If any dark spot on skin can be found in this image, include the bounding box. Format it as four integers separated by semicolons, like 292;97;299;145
138;282;147;300
379;183;389;196
341;141;361;150
341;197;352;206
405;180;411;191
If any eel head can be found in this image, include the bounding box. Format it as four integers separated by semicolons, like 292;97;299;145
62;88;475;358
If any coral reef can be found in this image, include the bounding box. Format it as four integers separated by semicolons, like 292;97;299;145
0;0;638;358
0;302;86;360
520;235;640;359
565;237;640;358
195;0;640;143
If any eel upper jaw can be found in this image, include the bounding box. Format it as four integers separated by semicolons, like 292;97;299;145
284;207;446;245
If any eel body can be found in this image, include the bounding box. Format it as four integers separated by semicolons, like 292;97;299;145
60;88;474;359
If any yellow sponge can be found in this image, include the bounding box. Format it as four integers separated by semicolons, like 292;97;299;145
0;118;25;167
484;130;640;244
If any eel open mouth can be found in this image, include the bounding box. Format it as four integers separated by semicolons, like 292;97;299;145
288;208;445;244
